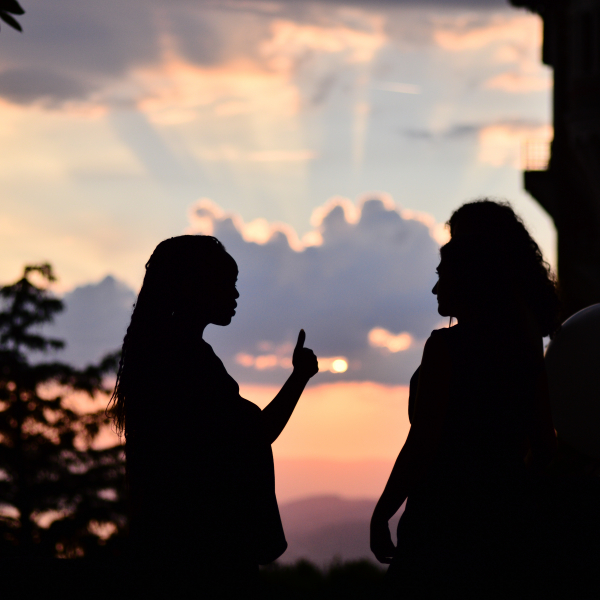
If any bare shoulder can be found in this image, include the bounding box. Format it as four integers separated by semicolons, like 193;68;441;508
413;329;452;425
421;328;452;375
424;327;452;353
429;326;452;339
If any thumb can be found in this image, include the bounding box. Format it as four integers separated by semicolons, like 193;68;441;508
295;329;306;351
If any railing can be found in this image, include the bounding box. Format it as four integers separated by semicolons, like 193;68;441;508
521;140;551;171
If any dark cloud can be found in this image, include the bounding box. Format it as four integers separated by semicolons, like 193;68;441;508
12;0;160;76
0;68;90;105
45;276;135;368
0;0;515;106
402;119;545;140
0;0;161;104
402;124;480;140
168;11;224;67
445;124;482;138
279;0;507;5
194;196;441;385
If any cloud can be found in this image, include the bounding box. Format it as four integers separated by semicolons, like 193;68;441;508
259;0;506;7
0;0;161;106
194;148;317;162
484;71;551;93
0;0;387;112
44;276;135;368
402;120;553;169
259;17;387;70
402;123;480;140
0;69;90;106
433;13;551;94
433;14;539;52
477;122;552;168
372;82;421;94
188;195;443;385
0;0;521;114
43;195;443;385
368;328;413;352
131;55;301;124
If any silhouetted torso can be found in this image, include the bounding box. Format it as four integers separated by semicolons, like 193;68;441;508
126;338;285;592
391;323;540;595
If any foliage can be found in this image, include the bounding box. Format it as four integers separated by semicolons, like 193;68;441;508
260;559;386;600
0;0;24;32
0;264;125;558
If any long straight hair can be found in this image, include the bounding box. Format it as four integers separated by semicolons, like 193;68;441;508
107;235;229;438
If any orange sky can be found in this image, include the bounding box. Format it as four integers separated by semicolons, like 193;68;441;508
82;380;410;502
245;381;410;501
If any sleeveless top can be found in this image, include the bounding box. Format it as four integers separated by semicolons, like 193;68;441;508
126;340;287;566
387;323;544;596
401;323;539;534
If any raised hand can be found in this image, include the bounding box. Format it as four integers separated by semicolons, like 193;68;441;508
292;329;318;380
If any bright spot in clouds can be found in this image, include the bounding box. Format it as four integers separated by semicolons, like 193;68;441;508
236;353;293;370
369;328;413;353
237;353;349;374
317;357;349;374
331;358;348;373
332;359;348;373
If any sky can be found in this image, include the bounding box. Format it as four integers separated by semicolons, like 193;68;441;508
2;0;555;500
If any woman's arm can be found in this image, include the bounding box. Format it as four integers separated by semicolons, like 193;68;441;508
370;331;451;563
261;330;318;445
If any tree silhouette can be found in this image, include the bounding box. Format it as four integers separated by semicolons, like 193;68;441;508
0;264;126;559
0;0;25;32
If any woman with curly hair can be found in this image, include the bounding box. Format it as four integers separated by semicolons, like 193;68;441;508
371;200;559;598
108;235;318;599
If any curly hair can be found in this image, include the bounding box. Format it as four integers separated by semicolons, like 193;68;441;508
444;199;560;337
107;235;231;437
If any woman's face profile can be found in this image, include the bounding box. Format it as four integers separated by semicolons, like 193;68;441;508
203;255;239;327
432;259;458;318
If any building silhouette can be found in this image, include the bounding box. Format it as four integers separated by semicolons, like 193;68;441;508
511;0;600;318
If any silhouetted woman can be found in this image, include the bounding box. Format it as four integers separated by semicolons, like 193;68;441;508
108;235;318;598
406;199;560;424
371;203;559;598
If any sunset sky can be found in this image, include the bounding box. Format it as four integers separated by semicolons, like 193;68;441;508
2;0;555;500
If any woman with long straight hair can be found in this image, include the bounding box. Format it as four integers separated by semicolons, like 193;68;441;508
108;235;318;598
371;202;559;598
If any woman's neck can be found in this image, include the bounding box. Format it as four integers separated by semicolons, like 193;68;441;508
171;312;210;340
453;310;495;327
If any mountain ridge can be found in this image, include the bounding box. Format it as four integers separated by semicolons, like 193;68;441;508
278;494;404;566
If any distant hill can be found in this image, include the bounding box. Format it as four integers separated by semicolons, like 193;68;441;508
278;495;404;566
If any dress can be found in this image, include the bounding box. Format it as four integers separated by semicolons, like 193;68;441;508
126;339;286;598
387;324;540;598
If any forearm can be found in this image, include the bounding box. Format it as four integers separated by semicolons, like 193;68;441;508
372;445;419;523
373;332;449;524
261;370;309;444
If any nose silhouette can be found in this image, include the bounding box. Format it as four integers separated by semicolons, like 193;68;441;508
432;281;438;295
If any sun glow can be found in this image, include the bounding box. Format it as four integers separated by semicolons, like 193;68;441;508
319;357;349;373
